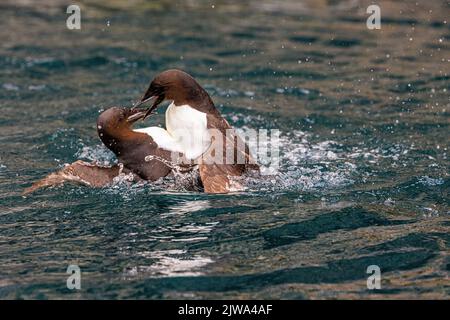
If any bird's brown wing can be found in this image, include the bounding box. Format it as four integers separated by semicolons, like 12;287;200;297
198;163;231;193
205;114;259;168
23;160;127;195
198;115;258;193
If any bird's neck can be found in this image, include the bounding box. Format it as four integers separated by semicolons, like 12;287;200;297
98;126;144;156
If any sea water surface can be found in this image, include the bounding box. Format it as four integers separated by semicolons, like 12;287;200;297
0;0;449;299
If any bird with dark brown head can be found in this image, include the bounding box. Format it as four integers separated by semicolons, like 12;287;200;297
97;107;146;153
134;69;219;118
24;106;178;194
133;69;259;193
97;107;172;181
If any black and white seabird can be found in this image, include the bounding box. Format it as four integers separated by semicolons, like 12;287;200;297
133;69;259;193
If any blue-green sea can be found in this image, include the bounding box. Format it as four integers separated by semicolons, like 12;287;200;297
0;0;448;299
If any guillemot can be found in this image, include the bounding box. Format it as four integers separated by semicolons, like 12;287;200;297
133;69;259;193
23;107;189;194
96;107;174;181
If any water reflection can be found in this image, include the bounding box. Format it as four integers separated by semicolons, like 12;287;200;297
162;200;212;217
124;249;213;278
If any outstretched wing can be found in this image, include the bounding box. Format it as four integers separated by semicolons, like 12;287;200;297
23;160;126;195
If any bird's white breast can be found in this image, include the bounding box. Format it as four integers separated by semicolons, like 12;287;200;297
133;102;210;160
165;102;210;159
133;126;184;153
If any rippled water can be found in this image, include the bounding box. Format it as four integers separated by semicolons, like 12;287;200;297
0;0;449;299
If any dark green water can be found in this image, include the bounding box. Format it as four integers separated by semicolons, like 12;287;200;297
0;0;449;299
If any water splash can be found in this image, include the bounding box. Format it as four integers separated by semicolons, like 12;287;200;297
75;125;361;194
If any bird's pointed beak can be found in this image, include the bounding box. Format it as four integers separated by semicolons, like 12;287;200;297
133;95;157;109
133;82;165;120
126;107;148;123
133;95;164;120
130;96;157;121
126;111;146;123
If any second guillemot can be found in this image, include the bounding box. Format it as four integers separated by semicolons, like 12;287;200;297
97;107;173;181
133;69;259;193
24;107;191;194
